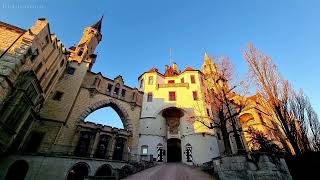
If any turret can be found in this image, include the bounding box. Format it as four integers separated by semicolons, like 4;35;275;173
68;16;103;69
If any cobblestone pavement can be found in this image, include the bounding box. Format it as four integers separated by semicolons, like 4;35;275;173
123;163;217;180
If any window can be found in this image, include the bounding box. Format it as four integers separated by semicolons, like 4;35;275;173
121;89;126;97
30;49;39;61
168;80;175;84
60;59;65;67
106;84;112;93
132;92;136;101
93;77;100;86
190;75;196;84
148;76;153;85
140;79;144;88
141;145;148;155
67;67;76;75
192;91;198;100
34;62;42;74
78;50;83;56
114;83;120;95
147;92;153;102
169;91;176;101
41;35;50;50
45;35;50;44
53;91;64;101
181;77;184;83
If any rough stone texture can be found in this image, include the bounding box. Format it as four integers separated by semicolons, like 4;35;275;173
0;155;131;180
213;154;292;180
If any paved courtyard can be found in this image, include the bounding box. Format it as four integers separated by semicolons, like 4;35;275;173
123;163;217;180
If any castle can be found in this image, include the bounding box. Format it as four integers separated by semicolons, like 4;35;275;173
0;18;292;179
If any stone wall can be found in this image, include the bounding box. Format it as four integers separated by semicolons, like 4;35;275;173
0;155;132;180
212;154;292;180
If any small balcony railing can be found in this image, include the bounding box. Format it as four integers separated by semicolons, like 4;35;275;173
157;83;189;89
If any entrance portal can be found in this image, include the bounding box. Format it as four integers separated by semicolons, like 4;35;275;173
167;138;181;162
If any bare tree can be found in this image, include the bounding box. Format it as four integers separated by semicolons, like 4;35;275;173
247;127;283;154
191;55;249;154
305;99;320;151
243;43;311;155
288;90;311;153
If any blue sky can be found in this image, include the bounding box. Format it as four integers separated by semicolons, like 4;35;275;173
1;0;319;128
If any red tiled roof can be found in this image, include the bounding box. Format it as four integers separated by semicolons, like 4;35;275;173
147;67;158;73
184;66;196;71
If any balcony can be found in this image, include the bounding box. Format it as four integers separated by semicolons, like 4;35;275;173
157;83;189;89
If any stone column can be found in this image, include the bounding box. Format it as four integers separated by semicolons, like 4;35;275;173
109;135;117;160
90;130;100;157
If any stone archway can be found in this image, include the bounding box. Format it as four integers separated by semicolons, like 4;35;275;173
5;160;29;180
66;162;90;180
78;99;133;133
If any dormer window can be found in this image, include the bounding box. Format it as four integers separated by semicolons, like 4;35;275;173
106;83;112;93
114;83;120;95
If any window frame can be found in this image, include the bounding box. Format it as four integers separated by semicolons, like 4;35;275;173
192;91;198;100
169;91;176;101
147;92;153;102
67;67;76;75
190;75;196;84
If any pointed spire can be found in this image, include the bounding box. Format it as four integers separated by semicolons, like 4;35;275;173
204;52;212;63
91;15;103;32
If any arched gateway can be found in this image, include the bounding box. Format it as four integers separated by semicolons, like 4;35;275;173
39;70;143;161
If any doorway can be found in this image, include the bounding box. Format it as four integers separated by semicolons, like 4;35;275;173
167;138;181;162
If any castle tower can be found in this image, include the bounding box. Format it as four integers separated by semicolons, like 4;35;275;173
69;16;103;69
202;52;218;76
40;17;104;142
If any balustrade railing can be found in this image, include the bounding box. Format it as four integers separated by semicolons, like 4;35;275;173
157;83;189;88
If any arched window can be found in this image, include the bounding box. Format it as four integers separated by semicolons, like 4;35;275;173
95;164;112;177
5;160;29;180
67;162;89;180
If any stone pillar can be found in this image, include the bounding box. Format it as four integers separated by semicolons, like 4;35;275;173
109;135;117;160
90;130;100;157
